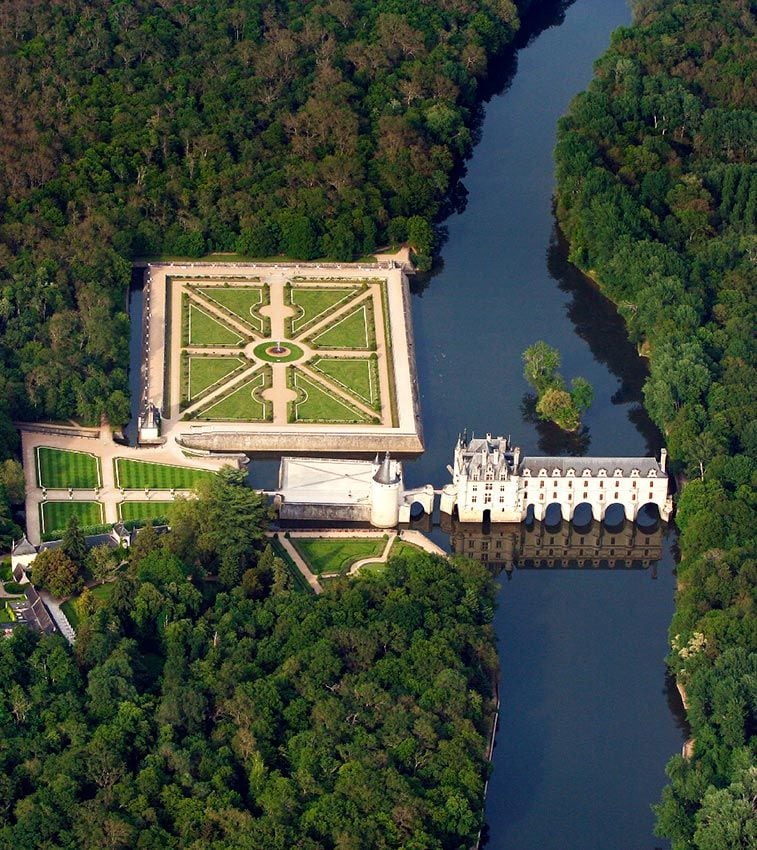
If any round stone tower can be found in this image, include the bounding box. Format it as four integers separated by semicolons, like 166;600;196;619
370;452;401;528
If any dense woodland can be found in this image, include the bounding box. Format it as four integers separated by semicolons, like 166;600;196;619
554;1;756;846
0;0;534;434
0;470;499;849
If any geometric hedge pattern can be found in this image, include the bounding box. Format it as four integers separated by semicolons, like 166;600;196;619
177;279;389;425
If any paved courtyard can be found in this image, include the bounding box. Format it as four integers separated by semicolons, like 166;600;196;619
19;422;233;545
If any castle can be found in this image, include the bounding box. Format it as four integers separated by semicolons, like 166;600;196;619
439;434;672;524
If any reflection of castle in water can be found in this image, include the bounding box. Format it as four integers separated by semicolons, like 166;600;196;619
441;515;665;574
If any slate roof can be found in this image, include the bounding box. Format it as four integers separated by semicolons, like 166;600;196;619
373;452;400;485
518;456;663;476
11;535;37;556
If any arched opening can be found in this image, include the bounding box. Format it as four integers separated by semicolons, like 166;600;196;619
524;504;535;528
571;502;593;530
602;502;626;531
544;502;563;531
636;502;661;531
408;501;432;532
409;501;425;520
482;508;492;534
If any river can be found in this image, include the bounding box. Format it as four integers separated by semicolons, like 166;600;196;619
125;0;687;844
402;0;687;847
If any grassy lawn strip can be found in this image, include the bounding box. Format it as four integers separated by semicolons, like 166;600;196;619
195;371;269;421
311;356;380;409
198;286;265;333
290;286;357;333
355;538;423;576
293;373;370;423
115;459;216;490
36;447;101;489
62;583;114;630
41;501;103;535
187;303;244;346
310;302;372;349
187;355;246;400
291;537;386;575
119;501;175;523
269;538;314;593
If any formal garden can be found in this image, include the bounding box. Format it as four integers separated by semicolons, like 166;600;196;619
290;536;387;575
175;276;391;426
40;500;104;536
36;447;101;489
119;501;174;523
114;459;217;490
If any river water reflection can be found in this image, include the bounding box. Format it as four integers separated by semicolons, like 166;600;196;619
123;0;688;844
402;0;686;846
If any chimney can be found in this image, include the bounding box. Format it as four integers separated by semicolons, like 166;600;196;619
660;448;667;473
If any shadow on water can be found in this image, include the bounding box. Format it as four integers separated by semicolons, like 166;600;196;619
546;225;664;456
125;268;146;446
421;0;580;264
520;392;592;455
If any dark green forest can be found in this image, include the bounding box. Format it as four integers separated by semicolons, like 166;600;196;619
0;0;530;433
0;471;499;849
554;1;756;846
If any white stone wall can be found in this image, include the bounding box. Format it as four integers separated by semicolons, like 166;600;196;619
443;440;673;523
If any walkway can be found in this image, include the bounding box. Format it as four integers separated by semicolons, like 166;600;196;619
142;261;423;454
19;422;233;544
275;528;446;587
39;590;76;644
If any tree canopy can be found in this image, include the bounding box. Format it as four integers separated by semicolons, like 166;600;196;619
554;1;756;845
0;540;498;849
0;0;532;429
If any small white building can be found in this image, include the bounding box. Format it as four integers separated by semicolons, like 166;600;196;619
137;402;161;443
10;535;37;582
440;434;672;523
275;453;434;528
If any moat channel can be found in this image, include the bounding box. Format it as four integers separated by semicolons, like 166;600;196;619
405;0;687;847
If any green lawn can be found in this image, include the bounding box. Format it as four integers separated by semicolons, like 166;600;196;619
115;459;216;489
186;355;246;399
293;374;369;423
62;583;114;630
292;537;386;575
291;287;356;333
119;501;174;522
198;286;265;333
310;302;372;349
187;303;244;346
41;501;103;535
353;539;424;576
311;356;380;409
36;447;101;489
196;372;270;421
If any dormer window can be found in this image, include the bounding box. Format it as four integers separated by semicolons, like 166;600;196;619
630;469;639;478
566;468;575;477
614;468;623;477
523;469;531;477
582;469;591;477
538;469;547;477
552;469;561;477
598;469;607;477
648;470;656;477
